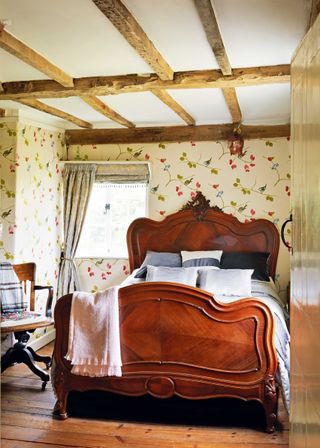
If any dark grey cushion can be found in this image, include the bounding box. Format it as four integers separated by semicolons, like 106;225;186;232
134;251;182;278
220;252;270;281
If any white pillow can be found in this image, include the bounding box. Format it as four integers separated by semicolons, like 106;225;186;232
181;250;222;268
146;265;198;287
198;269;253;296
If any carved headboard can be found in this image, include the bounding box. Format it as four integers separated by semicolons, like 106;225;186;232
127;192;279;279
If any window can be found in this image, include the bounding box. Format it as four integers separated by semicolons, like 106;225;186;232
76;183;147;258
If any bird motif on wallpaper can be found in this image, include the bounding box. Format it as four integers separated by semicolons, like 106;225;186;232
184;178;193;186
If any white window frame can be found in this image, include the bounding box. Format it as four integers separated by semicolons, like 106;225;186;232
63;161;150;260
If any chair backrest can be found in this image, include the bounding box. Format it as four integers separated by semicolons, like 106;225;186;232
13;263;36;312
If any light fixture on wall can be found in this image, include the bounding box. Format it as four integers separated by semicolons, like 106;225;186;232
227;124;244;156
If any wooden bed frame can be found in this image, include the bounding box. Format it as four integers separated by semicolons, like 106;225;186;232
52;193;280;432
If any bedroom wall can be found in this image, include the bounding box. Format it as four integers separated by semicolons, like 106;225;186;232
0;117;66;341
13;122;66;305
67;137;291;302
0;120;18;261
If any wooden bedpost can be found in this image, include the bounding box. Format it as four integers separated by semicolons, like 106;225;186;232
52;365;69;420
263;374;279;433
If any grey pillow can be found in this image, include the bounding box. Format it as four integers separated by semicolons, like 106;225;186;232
181;250;222;268
198;268;253;296
145;265;198;287
134;251;182;278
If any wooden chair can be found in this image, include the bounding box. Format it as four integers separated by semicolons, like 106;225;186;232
1;263;54;389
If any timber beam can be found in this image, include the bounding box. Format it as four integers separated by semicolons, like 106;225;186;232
0;23;74;88
18;98;92;128
65;123;290;145
0;65;290;101
92;0;174;80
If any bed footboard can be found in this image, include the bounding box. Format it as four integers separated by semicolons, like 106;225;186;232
52;282;278;432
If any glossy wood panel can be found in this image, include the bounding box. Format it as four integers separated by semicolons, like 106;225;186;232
53;284;278;431
127;208;279;278
290;14;320;447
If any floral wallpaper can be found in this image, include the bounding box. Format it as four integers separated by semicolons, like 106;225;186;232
14;123;65;297
68;138;291;303
0;121;17;261
0;118;66;338
0;128;291;310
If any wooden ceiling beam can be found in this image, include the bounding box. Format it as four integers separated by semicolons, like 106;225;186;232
18;98;92;128
194;0;242;124
92;0;174;80
223;87;242;123
80;95;135;128
0;23;74;88
222;88;242;123
194;0;232;76
65;123;290;145
0;65;290;100
152;89;195;126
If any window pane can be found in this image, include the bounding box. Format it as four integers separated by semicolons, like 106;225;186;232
76;183;147;258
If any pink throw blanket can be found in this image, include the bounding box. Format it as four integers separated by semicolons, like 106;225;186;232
65;287;122;377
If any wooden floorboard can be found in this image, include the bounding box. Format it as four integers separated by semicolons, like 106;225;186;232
1;342;289;448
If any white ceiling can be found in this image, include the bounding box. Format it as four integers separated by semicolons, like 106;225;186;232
0;0;311;129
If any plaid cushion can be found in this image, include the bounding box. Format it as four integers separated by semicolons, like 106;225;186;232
0;262;27;313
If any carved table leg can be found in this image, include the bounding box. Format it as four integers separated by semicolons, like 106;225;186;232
2;345;50;382
25;346;52;369
19;348;50;382
1;347;17;373
264;374;278;433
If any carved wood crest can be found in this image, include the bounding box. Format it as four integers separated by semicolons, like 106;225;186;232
180;191;222;220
